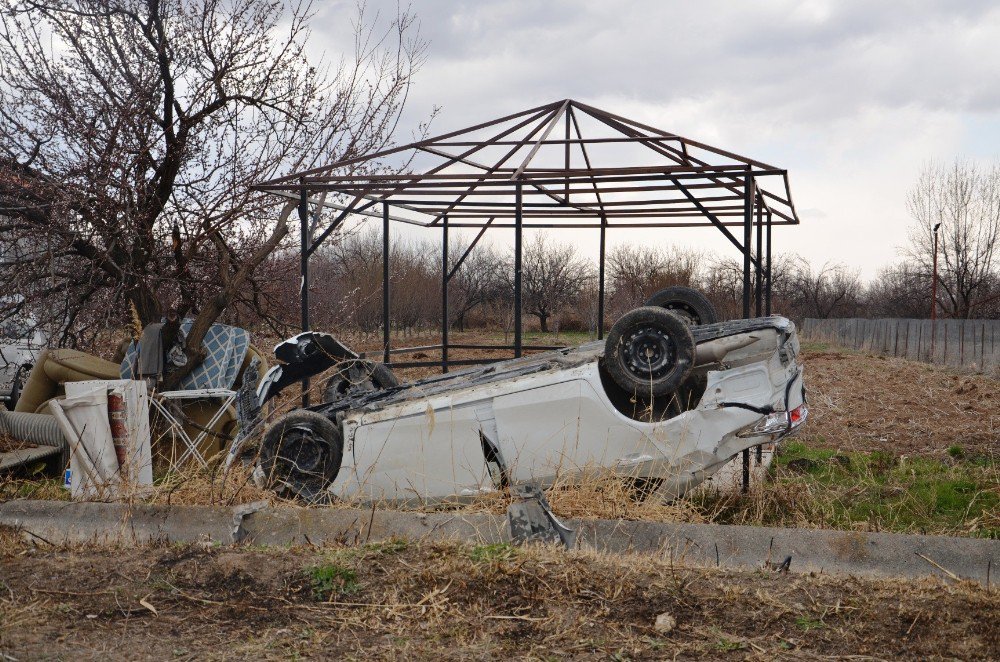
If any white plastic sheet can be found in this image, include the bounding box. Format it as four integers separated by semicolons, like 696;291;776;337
50;380;152;500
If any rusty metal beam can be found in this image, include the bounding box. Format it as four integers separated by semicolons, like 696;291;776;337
256;101;563;187
447;217;496;282
510;100;570;180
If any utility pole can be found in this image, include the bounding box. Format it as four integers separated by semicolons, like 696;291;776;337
931;222;941;359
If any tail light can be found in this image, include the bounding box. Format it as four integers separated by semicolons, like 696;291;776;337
788;403;807;426
737;404;808;439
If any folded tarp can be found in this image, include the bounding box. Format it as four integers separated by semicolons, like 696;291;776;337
120;320;250;391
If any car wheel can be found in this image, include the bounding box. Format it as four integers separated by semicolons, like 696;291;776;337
644;286;719;325
259;410;342;502
322;359;398;405
604;306;695;397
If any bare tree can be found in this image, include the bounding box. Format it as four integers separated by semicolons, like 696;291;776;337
606;244;703;319
701;254;857;321
448;239;504;331
785;258;862;319
389;237;439;336
315;230;385;334
514;235;592;332
905;160;1000;319
701;254;786;321
864;263;932;318
0;0;426;383
700;255;748;321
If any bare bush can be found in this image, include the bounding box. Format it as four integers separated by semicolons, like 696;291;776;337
448;240;505;331
606;244;703;320
784;258;863;319
864;263;932;318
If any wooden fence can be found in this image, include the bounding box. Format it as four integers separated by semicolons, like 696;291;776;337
801;318;1000;372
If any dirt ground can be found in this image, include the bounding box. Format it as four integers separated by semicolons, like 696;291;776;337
800;346;1000;459
1;532;996;661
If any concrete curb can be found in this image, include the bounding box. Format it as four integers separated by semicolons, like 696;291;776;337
1;499;996;587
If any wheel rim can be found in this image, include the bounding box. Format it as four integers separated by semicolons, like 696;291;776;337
275;424;327;475
621;325;676;379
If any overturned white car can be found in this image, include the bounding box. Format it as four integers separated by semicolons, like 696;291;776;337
255;291;807;504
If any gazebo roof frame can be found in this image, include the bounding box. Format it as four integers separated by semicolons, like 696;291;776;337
255;99;799;240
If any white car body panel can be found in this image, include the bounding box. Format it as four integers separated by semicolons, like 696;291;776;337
325;317;805;504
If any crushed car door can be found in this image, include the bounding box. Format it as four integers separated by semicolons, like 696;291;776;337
349;399;493;502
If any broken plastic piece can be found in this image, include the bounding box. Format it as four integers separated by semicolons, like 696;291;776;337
507;484;576;549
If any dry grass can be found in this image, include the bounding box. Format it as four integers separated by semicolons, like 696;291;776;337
0;432;35;454
451;469;711;526
0;535;995;660
144;462;279;508
0;464;280;507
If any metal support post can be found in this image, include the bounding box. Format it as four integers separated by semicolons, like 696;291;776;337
932;223;940;357
383;202;391;365
598;222;606;339
514;183;523;358
755;195;763;316
298;182;310;406
742;450;752;496
442;214;449;373
742;169;753;493
742;169;753;320
765;211;772;316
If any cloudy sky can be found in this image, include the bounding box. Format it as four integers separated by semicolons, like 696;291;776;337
314;1;1000;278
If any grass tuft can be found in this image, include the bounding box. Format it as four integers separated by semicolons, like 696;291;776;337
468;542;518;563
306;562;359;600
795;616;825;631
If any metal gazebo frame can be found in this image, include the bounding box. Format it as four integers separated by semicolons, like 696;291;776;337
255;99;801;375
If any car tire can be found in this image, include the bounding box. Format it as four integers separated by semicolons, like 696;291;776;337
603;306;696;397
644;286;719;325
259;410;342;502
322;360;398;405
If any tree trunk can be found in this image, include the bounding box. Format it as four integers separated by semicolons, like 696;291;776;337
160;207;292;390
126;281;162;327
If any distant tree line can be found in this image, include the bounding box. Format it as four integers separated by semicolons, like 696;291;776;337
253;158;1000;337
247;228;989;341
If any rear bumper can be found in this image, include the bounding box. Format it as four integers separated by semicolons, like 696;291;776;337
611;353;807;497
